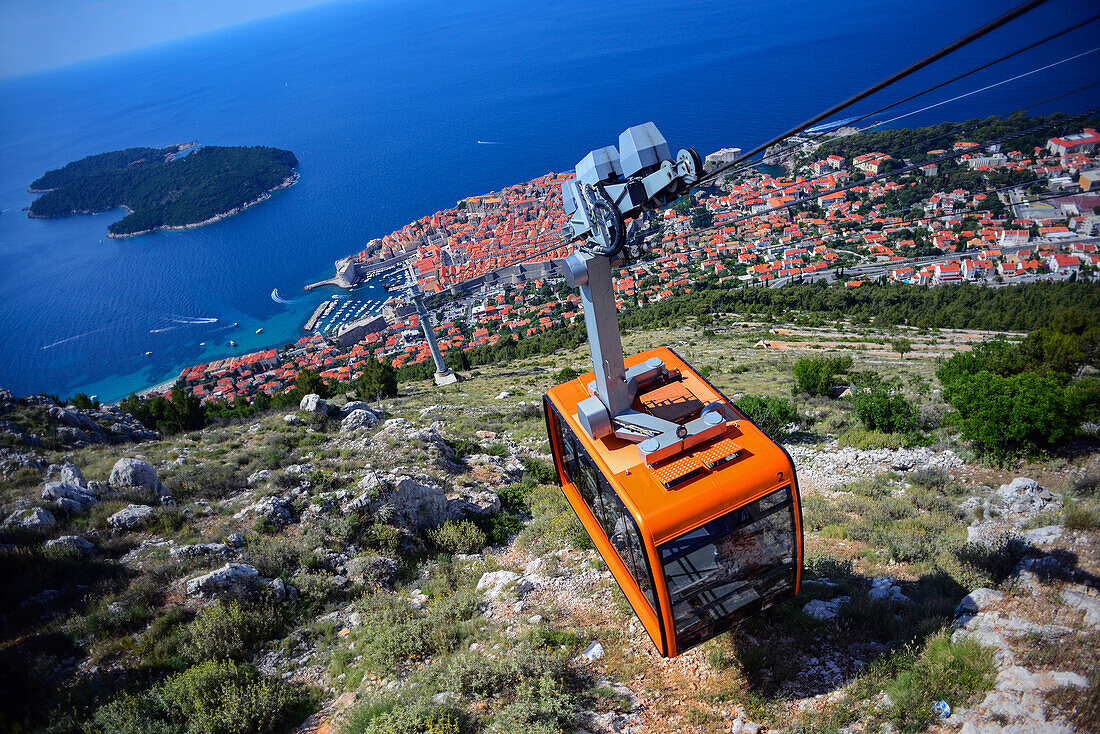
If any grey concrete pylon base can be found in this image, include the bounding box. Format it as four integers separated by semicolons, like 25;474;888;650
434;370;459;386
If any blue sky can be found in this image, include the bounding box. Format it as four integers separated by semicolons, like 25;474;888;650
0;0;342;78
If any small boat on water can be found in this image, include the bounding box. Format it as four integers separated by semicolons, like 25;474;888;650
229;340;237;347
232;322;239;327
199;342;206;346
256;328;264;334
144;351;152;356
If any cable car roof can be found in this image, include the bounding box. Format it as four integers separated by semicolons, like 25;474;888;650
546;346;796;546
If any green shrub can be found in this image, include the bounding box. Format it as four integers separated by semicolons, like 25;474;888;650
447;436;482;458
471;511;524;546
497;483;532;513
490;676;575;734
88;660;307;734
1063;499;1100;530
803;553;856;586
353;359;397;400
851;381;917;434
87;691;174;734
908;468;960;495
520;457;556;485
433;646;570;701
136;605;190;669
157;659;308;734
429;520;487;555
554;366;583;382
163;462;247;501
908;488;953;514
800;494;844;532
341;698;464;734
118;385;206;435
365;523;402;555
837;428;906;450
792;356;852;397
517;482;590;553
737;395;800;437
183;601;278;662
938;367;1083;457
242;537;299;579
883;632;996;731
352;586;480;672
62;596;156;642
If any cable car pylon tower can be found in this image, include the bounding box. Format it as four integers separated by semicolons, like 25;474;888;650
402;274;459;386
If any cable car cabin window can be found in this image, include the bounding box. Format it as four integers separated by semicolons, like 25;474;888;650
658;487;797;653
594;474;659;614
548;406;659;615
556;413;580;485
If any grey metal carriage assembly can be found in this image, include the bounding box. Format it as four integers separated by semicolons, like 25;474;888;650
556;122;728;466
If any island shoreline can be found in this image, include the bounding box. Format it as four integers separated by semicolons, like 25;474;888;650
105;172;299;238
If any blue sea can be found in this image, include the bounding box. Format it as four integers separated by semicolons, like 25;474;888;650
0;0;1096;401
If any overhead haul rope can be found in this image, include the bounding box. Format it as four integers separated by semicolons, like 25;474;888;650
872;46;1100;130
701;43;1100;187
700;12;1100;184
695;0;1054;187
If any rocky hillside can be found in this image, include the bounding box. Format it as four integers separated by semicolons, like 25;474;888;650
1;322;1098;734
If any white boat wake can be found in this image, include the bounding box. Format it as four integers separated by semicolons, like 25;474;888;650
169;314;219;324
477;140;503;145
271;287;298;304
41;332;94;350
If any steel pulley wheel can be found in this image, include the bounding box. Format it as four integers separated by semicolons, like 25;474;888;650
678;147;704;183
581;186;625;258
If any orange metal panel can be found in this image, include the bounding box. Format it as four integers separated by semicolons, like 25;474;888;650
653;455;705;488
696;437;743;469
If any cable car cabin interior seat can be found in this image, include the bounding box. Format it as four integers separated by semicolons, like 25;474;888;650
544;347;803;657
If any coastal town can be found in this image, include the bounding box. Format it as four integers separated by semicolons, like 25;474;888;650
167;123;1100;406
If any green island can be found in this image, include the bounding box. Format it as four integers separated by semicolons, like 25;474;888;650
27;144;298;237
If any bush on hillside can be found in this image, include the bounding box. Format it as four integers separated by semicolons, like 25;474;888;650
882;632;996;731
183;600;279;662
119;385;206;435
88;660;307;734
429;519;487;555
340;698;465;734
940;370;1081;457
354;359;398;400
838;428;907;450
792;356;853;397
850;379;917;434
736;395;800;437
936;323;1100;457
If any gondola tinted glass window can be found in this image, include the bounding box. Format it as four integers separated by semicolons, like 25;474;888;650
550;408;658;614
658;487;796;652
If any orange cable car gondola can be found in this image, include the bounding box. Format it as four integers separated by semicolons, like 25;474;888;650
542;123;803;657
